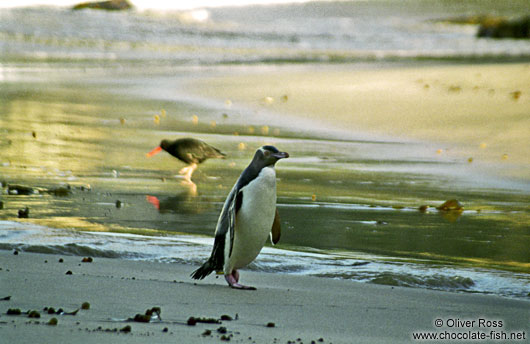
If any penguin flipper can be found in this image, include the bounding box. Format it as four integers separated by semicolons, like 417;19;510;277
270;208;281;245
227;191;242;257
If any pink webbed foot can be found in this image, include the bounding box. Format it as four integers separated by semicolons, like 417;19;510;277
225;271;256;290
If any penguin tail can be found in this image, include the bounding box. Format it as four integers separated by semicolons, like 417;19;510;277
190;260;215;280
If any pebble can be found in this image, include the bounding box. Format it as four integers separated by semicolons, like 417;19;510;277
28;310;41;318
18;207;29;218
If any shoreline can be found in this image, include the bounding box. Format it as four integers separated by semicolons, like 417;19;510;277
1;250;528;343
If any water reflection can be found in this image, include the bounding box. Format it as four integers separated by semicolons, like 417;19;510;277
146;186;211;215
0;67;529;279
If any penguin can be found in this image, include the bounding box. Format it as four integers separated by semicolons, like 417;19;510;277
191;145;289;289
146;138;225;183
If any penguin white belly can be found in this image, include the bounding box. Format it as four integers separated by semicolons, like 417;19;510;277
225;167;277;272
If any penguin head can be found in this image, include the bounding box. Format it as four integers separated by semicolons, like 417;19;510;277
253;145;289;167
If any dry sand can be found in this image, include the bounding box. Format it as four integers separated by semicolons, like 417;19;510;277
1;250;528;343
189;63;530;180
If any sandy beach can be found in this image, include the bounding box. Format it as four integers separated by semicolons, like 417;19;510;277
189;63;530;180
1;250;528;343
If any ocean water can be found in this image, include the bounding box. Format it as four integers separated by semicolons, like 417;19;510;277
1;0;529;299
1;0;530;65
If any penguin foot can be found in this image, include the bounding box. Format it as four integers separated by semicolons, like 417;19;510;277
225;273;256;290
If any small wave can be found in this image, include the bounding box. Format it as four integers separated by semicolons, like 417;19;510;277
370;272;475;290
1;221;529;299
0;242;131;258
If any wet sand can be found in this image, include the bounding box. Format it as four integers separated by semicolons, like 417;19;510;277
1;60;529;297
188;63;530;180
1;250;528;344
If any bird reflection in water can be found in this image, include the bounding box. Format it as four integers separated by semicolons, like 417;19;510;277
146;183;209;215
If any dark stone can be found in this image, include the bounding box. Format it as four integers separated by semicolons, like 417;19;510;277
18;207;29;218
7;308;22;315
28;310;41;318
46;185;72;196
133;314;151;323
8;185;35;195
437;199;463;211
188;316;221;325
72;0;133;11
478;16;530;39
418;205;429;213
435;15;504;25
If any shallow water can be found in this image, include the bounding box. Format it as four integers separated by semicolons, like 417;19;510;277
0;61;529;299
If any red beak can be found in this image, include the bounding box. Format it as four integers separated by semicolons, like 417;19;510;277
146;146;162;158
146;195;160;210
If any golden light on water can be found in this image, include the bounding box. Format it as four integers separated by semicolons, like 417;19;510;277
262;96;274;105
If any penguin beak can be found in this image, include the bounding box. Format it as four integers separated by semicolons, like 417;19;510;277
272;151;289;159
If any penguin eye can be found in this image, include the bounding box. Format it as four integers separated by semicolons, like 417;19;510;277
263;150;270;157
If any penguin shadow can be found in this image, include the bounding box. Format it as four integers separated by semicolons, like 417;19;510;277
146;186;210;215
